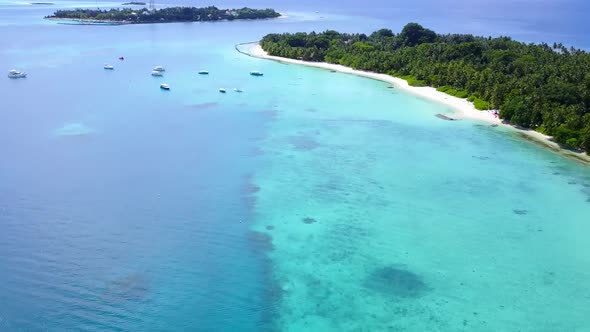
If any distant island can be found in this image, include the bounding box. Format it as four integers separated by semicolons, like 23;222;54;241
46;6;281;24
122;2;146;5
30;2;54;4
261;23;590;154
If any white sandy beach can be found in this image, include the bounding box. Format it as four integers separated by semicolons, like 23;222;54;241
248;44;590;164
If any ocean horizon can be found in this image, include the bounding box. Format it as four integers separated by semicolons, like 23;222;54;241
1;1;590;331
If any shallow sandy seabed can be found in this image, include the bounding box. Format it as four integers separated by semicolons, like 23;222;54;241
248;44;590;165
246;42;590;331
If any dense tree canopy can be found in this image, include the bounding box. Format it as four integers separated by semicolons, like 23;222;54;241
261;23;590;153
48;6;280;23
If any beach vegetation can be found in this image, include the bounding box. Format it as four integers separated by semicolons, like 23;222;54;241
400;75;427;87
473;98;490;110
535;126;547;134
566;138;579;148
437;86;469;98
260;23;590;153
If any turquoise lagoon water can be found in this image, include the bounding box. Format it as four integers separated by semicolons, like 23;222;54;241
250;68;590;330
1;2;590;331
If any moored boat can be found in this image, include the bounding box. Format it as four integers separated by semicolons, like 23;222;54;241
219;88;226;93
250;71;263;76
198;70;209;75
160;83;170;90
8;69;27;78
233;88;243;93
104;64;114;70
153;66;165;72
151;70;163;76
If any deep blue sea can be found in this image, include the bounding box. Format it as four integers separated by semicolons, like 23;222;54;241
1;1;590;331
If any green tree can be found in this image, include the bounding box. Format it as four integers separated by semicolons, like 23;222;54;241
399;23;436;47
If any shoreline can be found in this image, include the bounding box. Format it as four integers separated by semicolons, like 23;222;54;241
45;16;283;26
46;17;129;24
247;43;590;165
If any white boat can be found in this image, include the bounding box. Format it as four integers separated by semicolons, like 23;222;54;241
198;70;209;75
233;88;243;93
160;83;170;90
151;71;163;76
219;88;226;93
153;66;165;72
8;69;27;78
104;64;114;70
250;71;263;76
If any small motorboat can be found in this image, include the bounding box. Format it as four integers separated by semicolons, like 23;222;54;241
198;70;209;75
160;83;170;90
250;71;263;76
219;88;226;93
8;69;27;78
151;71;163;76
153;66;165;72
104;64;114;70
233;88;243;93
119;56;125;60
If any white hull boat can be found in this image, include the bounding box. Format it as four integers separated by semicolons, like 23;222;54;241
8;70;27;78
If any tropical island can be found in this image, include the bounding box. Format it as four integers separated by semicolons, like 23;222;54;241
260;23;590;154
46;6;281;23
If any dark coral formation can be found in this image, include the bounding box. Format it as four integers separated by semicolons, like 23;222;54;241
513;209;528;215
288;136;320;151
252;237;281;331
364;266;429;298
245;184;261;194
247;231;275;253
302;217;317;224
241;174;260;210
